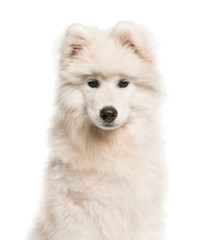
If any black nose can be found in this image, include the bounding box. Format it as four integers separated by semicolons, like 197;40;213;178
100;107;118;123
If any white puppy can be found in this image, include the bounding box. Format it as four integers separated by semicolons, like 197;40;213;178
28;22;166;240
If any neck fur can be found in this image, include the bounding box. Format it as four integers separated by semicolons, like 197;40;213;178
49;112;159;174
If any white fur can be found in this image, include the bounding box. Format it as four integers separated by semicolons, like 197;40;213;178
27;22;166;240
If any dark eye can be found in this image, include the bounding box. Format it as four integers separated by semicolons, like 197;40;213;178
88;79;99;88
118;79;129;88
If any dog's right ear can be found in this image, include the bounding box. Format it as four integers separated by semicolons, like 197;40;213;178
61;24;90;57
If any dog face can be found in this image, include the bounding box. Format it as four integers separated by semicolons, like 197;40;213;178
81;74;135;130
58;22;162;131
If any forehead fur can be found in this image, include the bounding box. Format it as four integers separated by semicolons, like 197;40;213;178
59;22;158;86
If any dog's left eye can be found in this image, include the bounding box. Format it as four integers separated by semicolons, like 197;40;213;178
118;79;129;88
88;79;99;88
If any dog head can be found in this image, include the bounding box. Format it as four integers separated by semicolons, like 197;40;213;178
57;22;163;132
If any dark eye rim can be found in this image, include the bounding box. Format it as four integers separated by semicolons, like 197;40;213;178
118;79;129;88
88;79;99;88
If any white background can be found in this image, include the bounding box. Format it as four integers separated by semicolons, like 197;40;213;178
0;0;214;239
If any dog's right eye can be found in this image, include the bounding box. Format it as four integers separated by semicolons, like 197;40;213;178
88;80;99;88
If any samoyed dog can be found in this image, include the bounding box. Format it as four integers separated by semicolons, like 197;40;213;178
28;22;166;240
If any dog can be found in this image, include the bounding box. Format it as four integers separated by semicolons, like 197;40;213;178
27;22;166;240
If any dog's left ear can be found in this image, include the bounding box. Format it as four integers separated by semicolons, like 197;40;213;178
112;22;155;63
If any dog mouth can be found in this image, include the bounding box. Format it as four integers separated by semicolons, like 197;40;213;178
104;124;114;127
92;122;120;130
97;121;125;130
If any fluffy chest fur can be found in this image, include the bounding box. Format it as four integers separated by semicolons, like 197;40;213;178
44;154;164;240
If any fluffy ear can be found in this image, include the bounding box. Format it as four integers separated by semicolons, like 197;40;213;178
112;22;155;63
62;24;90;57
